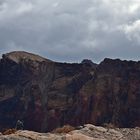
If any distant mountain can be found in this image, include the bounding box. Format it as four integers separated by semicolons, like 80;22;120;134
0;51;140;132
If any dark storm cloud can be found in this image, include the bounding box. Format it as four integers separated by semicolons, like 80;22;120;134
0;0;140;63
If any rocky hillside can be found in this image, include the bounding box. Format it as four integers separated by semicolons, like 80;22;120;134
0;124;140;140
0;51;140;132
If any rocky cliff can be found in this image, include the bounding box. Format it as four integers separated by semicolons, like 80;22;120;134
0;51;140;132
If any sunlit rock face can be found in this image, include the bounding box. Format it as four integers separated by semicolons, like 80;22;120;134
0;124;140;140
0;51;140;132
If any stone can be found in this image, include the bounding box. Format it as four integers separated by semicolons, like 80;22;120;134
0;124;139;140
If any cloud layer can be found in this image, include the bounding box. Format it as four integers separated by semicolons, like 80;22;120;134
0;0;140;63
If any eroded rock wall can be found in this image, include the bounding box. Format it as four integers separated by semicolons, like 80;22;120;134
0;52;140;132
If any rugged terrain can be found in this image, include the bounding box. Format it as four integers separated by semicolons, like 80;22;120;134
0;124;140;140
0;51;140;132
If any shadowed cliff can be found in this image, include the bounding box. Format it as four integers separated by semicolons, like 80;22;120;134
0;51;140;132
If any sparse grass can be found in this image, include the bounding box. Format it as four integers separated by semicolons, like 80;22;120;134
2;129;17;135
103;123;116;129
52;125;75;133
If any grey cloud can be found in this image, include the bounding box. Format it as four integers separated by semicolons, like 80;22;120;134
0;0;140;63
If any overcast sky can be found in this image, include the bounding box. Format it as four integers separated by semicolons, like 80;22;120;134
0;0;140;63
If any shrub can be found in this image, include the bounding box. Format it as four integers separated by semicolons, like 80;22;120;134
2;129;17;135
52;125;75;133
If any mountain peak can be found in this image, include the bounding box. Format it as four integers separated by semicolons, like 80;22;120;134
2;51;51;63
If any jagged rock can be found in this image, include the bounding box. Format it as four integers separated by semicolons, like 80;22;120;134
81;59;97;67
0;51;140;132
0;51;95;132
0;124;139;140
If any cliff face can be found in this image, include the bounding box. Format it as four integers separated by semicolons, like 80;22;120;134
79;59;140;127
0;51;140;132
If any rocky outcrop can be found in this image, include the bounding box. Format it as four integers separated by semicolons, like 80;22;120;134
0;51;95;132
0;124;140;140
86;58;140;127
2;51;51;63
0;51;140;132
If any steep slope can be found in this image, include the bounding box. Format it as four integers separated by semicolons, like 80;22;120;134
77;58;140;127
0;51;140;132
0;51;95;132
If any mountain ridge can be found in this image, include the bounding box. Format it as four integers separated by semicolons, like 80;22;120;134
0;51;140;132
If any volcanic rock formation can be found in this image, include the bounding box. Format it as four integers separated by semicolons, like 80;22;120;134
0;51;140;132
